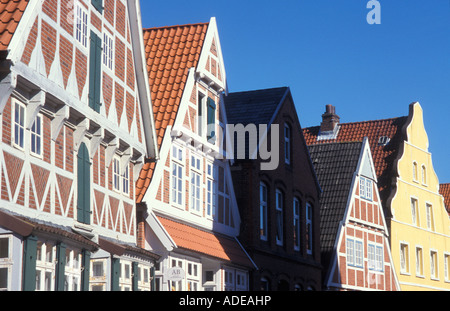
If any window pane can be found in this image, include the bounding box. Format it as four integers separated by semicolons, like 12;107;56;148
0;268;7;289
0;237;8;259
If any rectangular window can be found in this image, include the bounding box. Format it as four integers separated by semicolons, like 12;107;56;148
75;4;88;48
122;164;129;195
171;146;183;206
426;203;434;231
216;166;232;227
293;198;300;251
359;177;373;201
187;262;200;291
30;114;43;156
284;124;291;164
355;241;363;268
275;189;283;246
444;253;450;282
113;157;120;192
400;243;410;274
206;163;215;218
347;239;355;266
119;261;132;291
137;265;151;291
0;236;11;291
306;202;313;254
103;32;114;70
236;271;248;291
416;247;423;276
430;251;438;279
347;238;363;268
35;242;56;291
190;155;201;213
411;198;419;226
368;244;375;270
260;183;268;241
13;101;25;149
64;249;81;291
375;246;383;271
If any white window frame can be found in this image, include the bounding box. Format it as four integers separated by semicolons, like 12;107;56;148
426;202;434;231
444;253;450;282
275;189;284;246
430;250;439;280
359;176;373;201
90;258;107;291
223;268;235;291
347;238;363;269
190;153;202;215
260;182;268;241
368;244;375;270
74;2;88;48
416;246;424;277
113;156;121;192
102;31;114;70
284;124;291;164
293;197;300;251
412;161;418;182
421;164;427;186
400;242;410;275
186;261;200;291
137;264;151;291
0;235;13;291
122;163;129;195
205;162;215;219
35;241;56;291
375;245;383;271
30;114;43;158
236;270;248;291
119;260;132;291
168;257;184;291
306;202;313;255
13;99;26;150
216;165;232;226
411;197;419;226
171;145;184;207
64;249;82;291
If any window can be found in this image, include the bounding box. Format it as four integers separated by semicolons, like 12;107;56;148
206;97;216;143
284;124;291;164
216;166;232;227
119;261;132;291
77;143;91;225
368;244;375;270
260;277;270;291
430;251;438;280
426;203;434;231
0;236;11;291
400;243;410;274
224;269;234;291
375;246;383;271
206;163;215;218
306;202;313;254
35;242;56;291
171;146;184;206
411;198;419;226
137;264;151;291
103;32;114;70
190;155;202;214
75;4;88;48
236;271;248;291
413;161;418;181
260;183;268;241
13;100;25;149
275;189;284;246
90;259;107;291
347;238;363;268
113;157;121;192
421;165;427;185
122;164;129;195
444;253;450;282
64;249;81;291
369;244;384;272
187;262;200;291
169;258;183;291
359;177;373;201
293;198;300;251
89;30;102;113
30;114;43;156
416;247;423;276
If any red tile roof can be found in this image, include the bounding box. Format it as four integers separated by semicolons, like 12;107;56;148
0;0;29;50
136;23;209;203
440;183;450;214
303;117;408;203
157;215;254;268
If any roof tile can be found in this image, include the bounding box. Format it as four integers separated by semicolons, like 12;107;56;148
440;183;450;215
0;0;29;50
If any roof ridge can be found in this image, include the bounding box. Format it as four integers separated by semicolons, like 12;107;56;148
308;140;363;146
143;22;209;32
304;115;408;130
227;86;288;95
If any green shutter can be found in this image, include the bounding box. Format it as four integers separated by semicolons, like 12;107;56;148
22;235;38;291
89;31;102;113
81;250;91;291
77;143;91;224
111;257;120;291
207;97;216;142
91;0;103;13
55;243;67;291
150;266;156;291
132;262;139;291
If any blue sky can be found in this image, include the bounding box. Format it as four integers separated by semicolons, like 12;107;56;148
140;0;450;183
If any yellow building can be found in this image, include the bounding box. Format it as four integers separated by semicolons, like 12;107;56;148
388;103;450;290
304;102;450;290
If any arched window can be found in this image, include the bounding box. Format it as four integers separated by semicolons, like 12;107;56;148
77;143;91;224
421;165;427;185
284;124;291;164
293;198;301;251
412;161;418;181
306;202;313;255
275;189;284;246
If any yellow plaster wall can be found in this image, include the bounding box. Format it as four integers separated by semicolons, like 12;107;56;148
390;103;450;291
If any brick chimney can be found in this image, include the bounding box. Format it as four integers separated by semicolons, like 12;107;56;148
320;105;340;132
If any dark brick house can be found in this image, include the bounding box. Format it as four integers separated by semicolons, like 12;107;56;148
224;87;322;291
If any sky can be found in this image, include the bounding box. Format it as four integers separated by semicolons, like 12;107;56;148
139;0;450;184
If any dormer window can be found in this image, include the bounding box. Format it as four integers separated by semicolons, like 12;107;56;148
378;136;390;146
